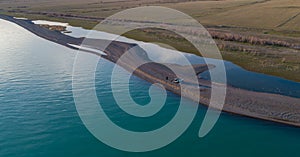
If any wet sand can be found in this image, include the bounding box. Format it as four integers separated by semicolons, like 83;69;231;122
1;14;300;127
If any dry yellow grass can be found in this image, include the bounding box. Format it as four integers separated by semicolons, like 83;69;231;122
168;0;300;31
165;0;262;17
1;0;299;32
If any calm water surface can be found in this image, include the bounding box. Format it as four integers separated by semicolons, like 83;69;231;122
1;19;300;157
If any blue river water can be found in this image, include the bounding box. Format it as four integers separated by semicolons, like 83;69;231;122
1;19;300;157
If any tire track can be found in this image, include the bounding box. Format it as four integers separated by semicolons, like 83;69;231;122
277;12;300;28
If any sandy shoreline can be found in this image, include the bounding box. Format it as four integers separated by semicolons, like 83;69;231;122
1;14;300;127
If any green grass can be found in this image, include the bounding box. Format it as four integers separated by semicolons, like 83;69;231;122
124;28;300;82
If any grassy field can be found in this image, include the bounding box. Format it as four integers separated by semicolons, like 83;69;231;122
124;28;300;82
182;0;300;31
0;0;300;81
1;0;299;31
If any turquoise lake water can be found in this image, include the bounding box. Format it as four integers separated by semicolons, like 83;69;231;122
1;19;300;157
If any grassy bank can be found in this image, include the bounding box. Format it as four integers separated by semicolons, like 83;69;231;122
123;28;300;82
